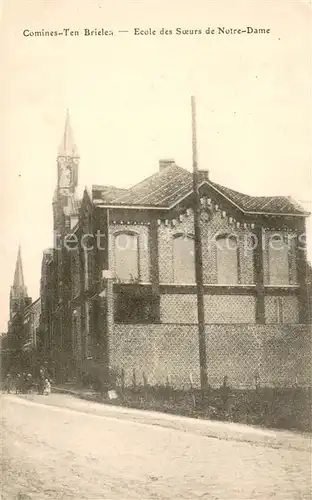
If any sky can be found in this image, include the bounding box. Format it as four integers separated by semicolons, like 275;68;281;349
0;0;311;332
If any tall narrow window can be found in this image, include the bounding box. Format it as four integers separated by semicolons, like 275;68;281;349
115;232;139;282
268;235;289;285
87;251;94;287
216;235;239;284
73;253;80;297
173;234;195;284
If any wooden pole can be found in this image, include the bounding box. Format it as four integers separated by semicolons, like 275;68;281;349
191;96;208;390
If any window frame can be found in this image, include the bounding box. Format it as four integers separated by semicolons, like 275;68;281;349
268;234;290;286
215;233;240;285
172;232;196;284
114;230;140;283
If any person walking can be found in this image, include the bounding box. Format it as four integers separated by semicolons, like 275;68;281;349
43;378;51;395
25;373;33;393
38;367;45;395
20;373;26;394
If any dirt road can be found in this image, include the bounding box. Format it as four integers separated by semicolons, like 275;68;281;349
1;393;310;499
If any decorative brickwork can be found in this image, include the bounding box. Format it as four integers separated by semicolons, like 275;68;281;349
265;296;281;323
41;119;310;386
158;210;255;285
265;295;299;324
205;295;256;323
260;326;310;387
205;324;310;388
206;211;255;284
160;294;256;323
110;324;200;388
111;323;311;389
160;295;198;323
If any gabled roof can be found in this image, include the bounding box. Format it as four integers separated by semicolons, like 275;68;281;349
208;181;307;216
92;165;193;208
92;164;308;216
112;165;193;207
24;297;41;314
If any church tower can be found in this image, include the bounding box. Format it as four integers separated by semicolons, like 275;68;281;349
53;110;80;234
51;111;80;381
10;246;31;320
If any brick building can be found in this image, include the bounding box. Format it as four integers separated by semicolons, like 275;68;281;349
23;297;41;352
6;247;44;372
41;114;311;386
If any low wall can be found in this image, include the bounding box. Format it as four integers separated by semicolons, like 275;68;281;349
110;324;200;389
205;324;311;388
110;323;312;389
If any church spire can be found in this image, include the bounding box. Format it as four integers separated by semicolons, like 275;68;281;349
58;109;79;157
9;246;30;321
12;245;27;298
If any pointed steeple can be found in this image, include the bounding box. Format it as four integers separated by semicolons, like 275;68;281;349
11;245;28;299
11;245;27;299
58;109;79;157
9;246;30;321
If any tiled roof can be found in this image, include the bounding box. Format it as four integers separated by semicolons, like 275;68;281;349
92;185;128;203
209;181;306;215
93;164;307;216
111;165;193;207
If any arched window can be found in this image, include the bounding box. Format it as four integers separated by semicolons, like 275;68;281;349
173;234;195;284
216;234;239;284
115;232;139;283
268;234;289;285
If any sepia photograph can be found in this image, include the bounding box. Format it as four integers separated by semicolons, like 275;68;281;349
1;0;311;499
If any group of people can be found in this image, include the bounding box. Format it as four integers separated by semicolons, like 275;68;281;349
4;369;51;395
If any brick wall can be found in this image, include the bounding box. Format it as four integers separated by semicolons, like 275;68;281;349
70;249;80;298
265;295;299;324
260;325;311;387
110;323;311;389
158;210;255;284
160;294;256;323
110;324;200;389
205;324;311;388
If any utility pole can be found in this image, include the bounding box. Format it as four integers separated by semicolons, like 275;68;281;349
191;96;208;390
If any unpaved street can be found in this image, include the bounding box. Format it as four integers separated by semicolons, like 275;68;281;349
1;393;310;499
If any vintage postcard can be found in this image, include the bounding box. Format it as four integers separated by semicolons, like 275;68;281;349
1;0;311;499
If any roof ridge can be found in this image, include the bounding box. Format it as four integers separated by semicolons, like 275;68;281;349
90;166;307;215
114;164;189;203
210;180;297;201
92;184;127;190
136;168;190;204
